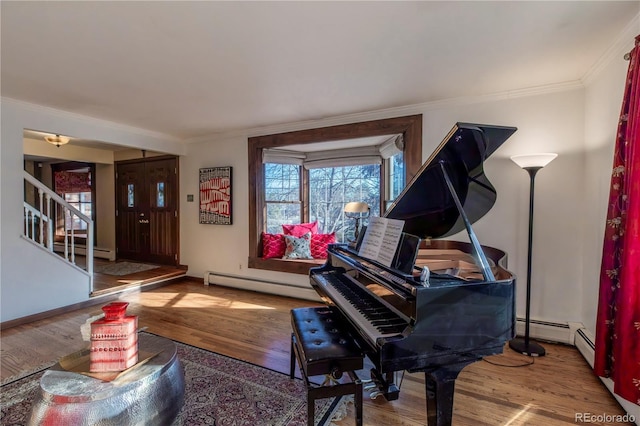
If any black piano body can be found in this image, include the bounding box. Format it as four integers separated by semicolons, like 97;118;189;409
310;123;518;426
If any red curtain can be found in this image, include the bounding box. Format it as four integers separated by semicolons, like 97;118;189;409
594;35;640;405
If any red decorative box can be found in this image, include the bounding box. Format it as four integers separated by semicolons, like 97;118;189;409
89;302;138;372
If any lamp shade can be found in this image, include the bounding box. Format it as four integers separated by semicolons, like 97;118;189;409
510;153;557;169
344;201;369;215
44;134;70;147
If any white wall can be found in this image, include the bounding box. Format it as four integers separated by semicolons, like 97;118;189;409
180;135;311;289
582;46;636;334
179;89;590;323
0;99;185;322
425;91;587;323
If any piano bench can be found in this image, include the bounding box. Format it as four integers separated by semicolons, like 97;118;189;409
290;306;364;426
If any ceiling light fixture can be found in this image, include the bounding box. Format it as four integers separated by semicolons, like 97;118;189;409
44;134;70;147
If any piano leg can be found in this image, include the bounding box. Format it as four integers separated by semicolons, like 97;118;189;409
424;361;475;426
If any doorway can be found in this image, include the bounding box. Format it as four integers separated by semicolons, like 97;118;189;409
116;156;178;265
51;161;96;247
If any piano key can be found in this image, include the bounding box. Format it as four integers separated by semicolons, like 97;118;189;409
312;272;408;346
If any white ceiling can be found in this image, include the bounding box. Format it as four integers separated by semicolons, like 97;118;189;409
2;1;639;142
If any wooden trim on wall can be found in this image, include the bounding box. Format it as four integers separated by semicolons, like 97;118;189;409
247;114;423;275
247;257;324;275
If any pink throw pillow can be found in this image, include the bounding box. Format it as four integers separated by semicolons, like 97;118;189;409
282;221;318;237
311;232;336;259
261;232;286;259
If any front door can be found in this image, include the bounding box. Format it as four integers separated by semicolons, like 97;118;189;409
116;157;178;265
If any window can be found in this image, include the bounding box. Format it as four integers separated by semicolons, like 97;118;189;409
265;161;392;243
128;184;135;207
248;114;422;274
51;162;96;243
157;182;165;208
265;163;302;233
308;164;381;242
64;191;92;232
387;151;405;209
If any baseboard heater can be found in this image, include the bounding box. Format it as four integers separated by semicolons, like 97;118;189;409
574;328;639;424
514;317;575;345
53;243;115;261
204;271;321;303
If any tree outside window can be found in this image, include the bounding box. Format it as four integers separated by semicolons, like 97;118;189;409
264;163;301;233
265;162;381;242
389;151;405;200
308;164;380;242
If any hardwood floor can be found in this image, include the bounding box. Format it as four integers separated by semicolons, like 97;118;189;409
0;279;631;425
91;258;187;295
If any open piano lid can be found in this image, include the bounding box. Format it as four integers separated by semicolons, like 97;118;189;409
384;122;517;239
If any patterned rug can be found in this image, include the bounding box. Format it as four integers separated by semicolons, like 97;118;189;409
0;336;347;425
94;261;159;276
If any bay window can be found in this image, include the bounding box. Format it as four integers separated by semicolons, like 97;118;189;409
308;163;381;242
248;114;423;274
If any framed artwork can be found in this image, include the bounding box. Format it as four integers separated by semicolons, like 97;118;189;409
199;167;232;225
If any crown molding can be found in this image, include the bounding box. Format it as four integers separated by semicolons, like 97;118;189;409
582;12;640;86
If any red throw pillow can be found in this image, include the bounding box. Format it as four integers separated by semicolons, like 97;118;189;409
261;232;286;259
311;232;336;259
282;221;318;237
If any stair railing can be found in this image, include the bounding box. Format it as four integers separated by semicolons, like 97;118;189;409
23;171;94;291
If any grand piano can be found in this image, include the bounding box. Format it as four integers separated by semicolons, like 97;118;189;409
310;123;518;426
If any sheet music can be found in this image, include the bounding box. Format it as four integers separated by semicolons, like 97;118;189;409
358;216;404;267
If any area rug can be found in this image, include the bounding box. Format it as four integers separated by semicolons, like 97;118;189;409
0;335;347;426
94;261;159;276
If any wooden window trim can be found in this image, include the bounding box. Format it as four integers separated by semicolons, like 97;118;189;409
248;114;423;275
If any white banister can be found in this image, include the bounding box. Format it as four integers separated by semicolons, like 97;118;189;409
70;210;75;263
46;193;53;250
23;171;94;292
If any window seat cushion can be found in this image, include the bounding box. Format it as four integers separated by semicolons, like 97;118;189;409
248;256;325;275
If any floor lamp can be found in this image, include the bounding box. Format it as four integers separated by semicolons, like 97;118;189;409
508;153;557;357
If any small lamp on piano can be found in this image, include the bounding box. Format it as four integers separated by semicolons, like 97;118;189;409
344;201;370;242
508;152;557;357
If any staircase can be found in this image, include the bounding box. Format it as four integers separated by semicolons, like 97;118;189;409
23;171;94;291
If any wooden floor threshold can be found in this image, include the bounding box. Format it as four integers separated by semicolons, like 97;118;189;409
90;270;187;297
